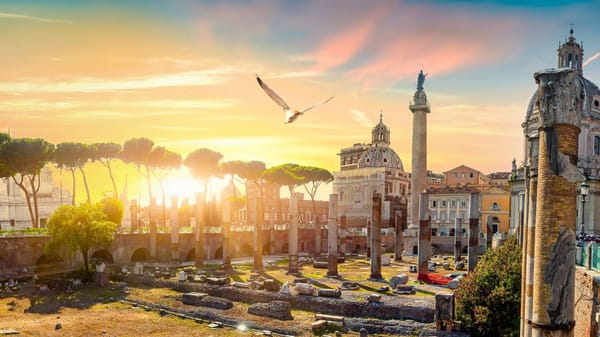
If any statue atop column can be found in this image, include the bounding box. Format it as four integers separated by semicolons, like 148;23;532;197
417;70;427;90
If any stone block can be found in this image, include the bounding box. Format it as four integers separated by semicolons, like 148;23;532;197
182;292;208;306
389;274;409;289
367;294;382;304
393;285;416;295
435;293;454;321
317;288;341;298
198;296;233;310
248;301;293;320
263;279;280;292
311;320;327;332
315;314;344;322
206;276;230;286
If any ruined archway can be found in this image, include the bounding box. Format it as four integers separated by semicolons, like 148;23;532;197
91;249;114;263
131;248;149;262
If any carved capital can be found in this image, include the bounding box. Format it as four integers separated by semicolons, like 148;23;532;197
534;68;581;128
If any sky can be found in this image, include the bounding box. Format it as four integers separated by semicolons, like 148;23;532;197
2;0;600;204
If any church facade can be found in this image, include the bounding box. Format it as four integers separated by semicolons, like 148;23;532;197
332;114;410;238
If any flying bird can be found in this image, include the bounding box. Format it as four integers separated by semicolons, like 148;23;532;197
256;75;334;124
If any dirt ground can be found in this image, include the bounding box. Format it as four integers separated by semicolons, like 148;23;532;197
0;254;462;337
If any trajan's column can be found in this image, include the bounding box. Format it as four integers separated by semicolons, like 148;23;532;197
409;71;430;240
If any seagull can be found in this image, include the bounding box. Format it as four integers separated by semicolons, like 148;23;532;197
256;75;334;124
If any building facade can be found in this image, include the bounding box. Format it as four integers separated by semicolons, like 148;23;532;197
333;114;410;231
0;167;71;229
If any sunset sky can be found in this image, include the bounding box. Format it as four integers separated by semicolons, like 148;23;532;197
2;0;600;204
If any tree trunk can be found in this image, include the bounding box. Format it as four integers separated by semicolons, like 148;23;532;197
13;176;35;228
79;166;91;203
106;161;118;197
30;174;40;228
70;169;76;205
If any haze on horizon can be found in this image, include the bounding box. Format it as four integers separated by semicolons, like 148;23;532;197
2;0;600;204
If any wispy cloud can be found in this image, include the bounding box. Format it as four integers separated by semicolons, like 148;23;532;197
300;4;390;73
348;109;374;128
0;12;72;24
583;52;600;67
0;69;234;93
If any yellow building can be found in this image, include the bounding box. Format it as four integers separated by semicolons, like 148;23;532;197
480;186;511;235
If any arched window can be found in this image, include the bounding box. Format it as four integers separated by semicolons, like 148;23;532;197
595;136;600;155
491;202;501;211
568;53;573;67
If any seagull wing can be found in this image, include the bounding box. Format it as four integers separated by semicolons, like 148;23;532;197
299;96;334;113
256;76;290;110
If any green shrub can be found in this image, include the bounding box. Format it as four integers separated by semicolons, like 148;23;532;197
455;235;522;337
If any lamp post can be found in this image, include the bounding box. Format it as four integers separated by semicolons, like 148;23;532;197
580;179;590;241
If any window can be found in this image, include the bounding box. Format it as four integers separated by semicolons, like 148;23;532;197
432;228;438;236
432;213;437;221
449;228;455;236
452;173;457;178
469;173;474;178
441;200;447;207
491;202;501;211
461;173;466;178
595;136;600;155
451;200;456;207
450;211;456;220
432;200;437;208
441;213;447;221
460;200;467;207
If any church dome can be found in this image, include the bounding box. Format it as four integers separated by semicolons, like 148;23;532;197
357;146;404;171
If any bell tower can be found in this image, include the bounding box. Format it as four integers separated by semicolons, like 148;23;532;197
371;112;390;147
558;27;584;74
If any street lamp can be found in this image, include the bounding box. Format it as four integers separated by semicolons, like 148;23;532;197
580;179;590;241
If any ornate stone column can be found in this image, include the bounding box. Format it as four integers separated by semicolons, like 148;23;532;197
531;69;581;337
327;194;339;277
370;193;383;280
409;74;431;230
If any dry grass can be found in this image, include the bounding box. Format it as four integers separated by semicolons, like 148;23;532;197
0;254;456;336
